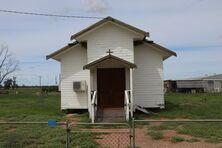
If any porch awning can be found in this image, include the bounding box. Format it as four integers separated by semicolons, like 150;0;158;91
83;54;137;70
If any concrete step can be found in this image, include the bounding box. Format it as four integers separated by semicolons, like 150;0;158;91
96;117;125;122
95;108;126;122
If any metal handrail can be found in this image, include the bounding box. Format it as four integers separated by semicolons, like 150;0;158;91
124;90;131;121
91;91;97;123
91;91;97;105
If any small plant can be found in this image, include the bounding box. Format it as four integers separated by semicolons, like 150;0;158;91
147;130;163;140
171;136;184;143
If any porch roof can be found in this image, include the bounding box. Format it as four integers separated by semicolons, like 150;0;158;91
83;54;137;70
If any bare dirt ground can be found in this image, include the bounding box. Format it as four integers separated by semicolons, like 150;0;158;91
80;128;130;148
135;128;222;148
80;127;222;148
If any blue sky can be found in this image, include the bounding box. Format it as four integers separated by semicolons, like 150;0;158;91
0;0;222;85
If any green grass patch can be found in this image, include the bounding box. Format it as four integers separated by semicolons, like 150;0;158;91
0;124;67;147
71;132;100;147
171;136;185;143
177;122;222;143
0;88;99;147
0;89;64;122
147;130;163;140
136;93;222;119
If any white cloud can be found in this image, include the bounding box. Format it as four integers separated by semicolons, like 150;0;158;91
81;0;109;13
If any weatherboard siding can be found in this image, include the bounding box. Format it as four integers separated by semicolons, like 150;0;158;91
133;44;164;108
80;22;141;63
60;45;89;109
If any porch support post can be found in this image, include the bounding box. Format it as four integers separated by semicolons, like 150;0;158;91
88;70;92;119
130;69;133;117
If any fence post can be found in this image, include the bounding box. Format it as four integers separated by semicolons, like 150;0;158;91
66;120;70;148
128;121;132;148
132;118;135;148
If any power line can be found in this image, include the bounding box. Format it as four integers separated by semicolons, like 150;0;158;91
0;9;104;19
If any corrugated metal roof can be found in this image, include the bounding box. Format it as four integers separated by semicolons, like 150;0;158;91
202;74;222;80
176;74;222;81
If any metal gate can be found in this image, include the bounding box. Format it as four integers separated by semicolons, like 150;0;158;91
68;122;132;148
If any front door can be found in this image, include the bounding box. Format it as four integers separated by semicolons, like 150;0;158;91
97;68;125;108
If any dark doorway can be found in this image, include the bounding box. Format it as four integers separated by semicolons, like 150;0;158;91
97;68;125;108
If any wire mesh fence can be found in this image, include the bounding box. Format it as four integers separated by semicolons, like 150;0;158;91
2;120;222;148
132;119;222;148
0;121;132;148
69;122;132;148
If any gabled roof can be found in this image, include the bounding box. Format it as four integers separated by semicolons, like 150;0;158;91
83;54;137;69
135;39;177;60
71;16;149;40
144;40;177;57
46;17;176;61
46;41;78;60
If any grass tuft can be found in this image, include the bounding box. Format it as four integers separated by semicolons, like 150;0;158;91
147;130;163;140
171;136;185;143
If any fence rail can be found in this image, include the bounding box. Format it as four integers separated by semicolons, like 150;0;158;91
1;119;222;148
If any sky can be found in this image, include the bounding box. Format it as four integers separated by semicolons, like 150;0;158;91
0;0;222;86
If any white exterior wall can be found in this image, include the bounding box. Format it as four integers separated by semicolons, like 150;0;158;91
79;22;141;63
60;45;89;109
214;81;222;92
133;44;164;108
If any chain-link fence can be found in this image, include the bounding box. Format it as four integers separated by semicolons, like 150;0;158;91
132;119;222;148
2;120;222;148
68;122;132;148
0;121;132;148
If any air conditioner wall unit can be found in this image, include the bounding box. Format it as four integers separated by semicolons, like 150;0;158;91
73;81;87;92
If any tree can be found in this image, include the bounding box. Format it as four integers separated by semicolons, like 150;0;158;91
0;44;18;85
4;78;13;89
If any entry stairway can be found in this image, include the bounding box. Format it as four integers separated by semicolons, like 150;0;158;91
95;108;125;122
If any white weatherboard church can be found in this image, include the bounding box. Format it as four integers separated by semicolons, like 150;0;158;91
47;16;176;122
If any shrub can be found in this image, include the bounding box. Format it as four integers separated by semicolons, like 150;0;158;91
41;86;58;93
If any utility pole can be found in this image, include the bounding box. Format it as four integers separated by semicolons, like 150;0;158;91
0;72;1;86
39;75;42;87
55;75;57;85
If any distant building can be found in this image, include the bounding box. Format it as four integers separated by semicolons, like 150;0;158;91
164;80;177;93
175;74;222;93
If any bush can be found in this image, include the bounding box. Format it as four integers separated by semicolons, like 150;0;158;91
41;86;58;93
